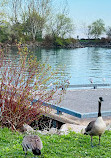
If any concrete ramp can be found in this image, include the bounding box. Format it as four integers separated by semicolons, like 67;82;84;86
32;88;111;118
54;88;111;118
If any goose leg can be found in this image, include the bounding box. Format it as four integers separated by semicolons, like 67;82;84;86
98;135;101;145
25;152;27;158
91;136;93;147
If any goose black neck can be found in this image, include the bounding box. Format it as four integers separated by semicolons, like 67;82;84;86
98;101;101;117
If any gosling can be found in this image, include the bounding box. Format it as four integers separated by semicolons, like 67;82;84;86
22;135;43;157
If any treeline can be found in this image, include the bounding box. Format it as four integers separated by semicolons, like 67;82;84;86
0;0;111;48
0;0;74;47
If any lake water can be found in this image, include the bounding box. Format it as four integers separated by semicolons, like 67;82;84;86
3;47;111;86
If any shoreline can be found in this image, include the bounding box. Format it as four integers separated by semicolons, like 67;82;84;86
1;41;111;49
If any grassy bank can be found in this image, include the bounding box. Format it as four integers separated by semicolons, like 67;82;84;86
0;127;111;158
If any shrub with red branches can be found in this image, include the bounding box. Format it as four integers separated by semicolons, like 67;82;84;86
0;43;68;130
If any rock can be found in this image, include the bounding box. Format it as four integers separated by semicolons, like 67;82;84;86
49;127;58;135
39;128;58;135
41;129;49;135
59;123;86;135
23;124;34;133
36;130;42;134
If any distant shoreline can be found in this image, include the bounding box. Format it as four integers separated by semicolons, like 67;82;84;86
80;42;111;49
1;40;111;49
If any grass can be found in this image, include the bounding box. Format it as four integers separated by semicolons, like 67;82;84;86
0;127;111;158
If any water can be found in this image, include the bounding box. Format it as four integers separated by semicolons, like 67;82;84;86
2;47;111;86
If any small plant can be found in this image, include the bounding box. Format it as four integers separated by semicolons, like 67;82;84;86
0;42;69;130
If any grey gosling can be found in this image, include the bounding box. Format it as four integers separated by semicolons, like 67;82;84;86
84;97;106;147
22;135;43;158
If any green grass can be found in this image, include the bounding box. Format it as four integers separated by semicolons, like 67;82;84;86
0;127;111;158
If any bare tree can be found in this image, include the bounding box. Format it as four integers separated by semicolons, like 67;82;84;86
7;0;23;24
106;27;111;39
81;23;92;39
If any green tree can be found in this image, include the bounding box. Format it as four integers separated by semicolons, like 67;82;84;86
46;13;74;45
88;19;105;39
10;22;24;42
55;14;74;38
21;0;52;41
0;24;10;42
25;9;45;41
46;14;74;46
0;1;10;42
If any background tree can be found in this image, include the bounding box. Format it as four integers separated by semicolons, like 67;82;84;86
23;0;51;41
9;0;23;24
0;0;74;44
44;0;74;47
54;14;73;38
45;13;74;46
9;22;24;42
81;22;92;39
0;22;10;42
0;1;10;42
25;9;45;41
106;26;111;39
88;19;105;39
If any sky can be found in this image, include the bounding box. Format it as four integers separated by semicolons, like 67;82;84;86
66;0;111;38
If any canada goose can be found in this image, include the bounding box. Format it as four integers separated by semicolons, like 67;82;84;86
84;97;106;147
22;135;43;158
